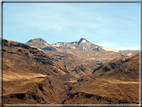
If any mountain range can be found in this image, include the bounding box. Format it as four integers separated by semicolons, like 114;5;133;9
26;38;138;76
2;38;140;105
52;38;105;51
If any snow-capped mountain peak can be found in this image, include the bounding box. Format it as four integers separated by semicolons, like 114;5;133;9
78;38;89;44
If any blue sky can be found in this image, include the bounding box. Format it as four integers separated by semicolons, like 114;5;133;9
3;2;140;50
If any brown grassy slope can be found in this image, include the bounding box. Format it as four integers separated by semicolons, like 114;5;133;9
25;38;138;78
45;51;98;77
61;49;139;64
26;38;98;77
2;39;72;104
62;53;139;104
91;53;139;81
62;79;139;104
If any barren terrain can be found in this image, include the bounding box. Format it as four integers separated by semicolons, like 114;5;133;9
2;38;140;105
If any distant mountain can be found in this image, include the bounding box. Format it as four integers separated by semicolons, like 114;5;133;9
52;38;105;51
25;38;139;77
26;38;138;59
51;38;138;63
26;38;106;77
26;38;50;48
26;38;57;52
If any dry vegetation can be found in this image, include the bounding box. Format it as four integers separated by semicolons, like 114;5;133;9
63;78;139;104
2;38;140;105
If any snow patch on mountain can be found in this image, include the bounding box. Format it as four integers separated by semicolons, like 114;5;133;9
82;39;86;43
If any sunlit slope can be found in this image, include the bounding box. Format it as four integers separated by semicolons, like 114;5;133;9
2;39;71;104
62;53;139;104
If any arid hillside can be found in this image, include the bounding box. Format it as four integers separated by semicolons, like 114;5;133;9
2;38;140;105
45;51;99;77
91;53;139;81
26;38;139;77
62;53;139;104
2;39;73;104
